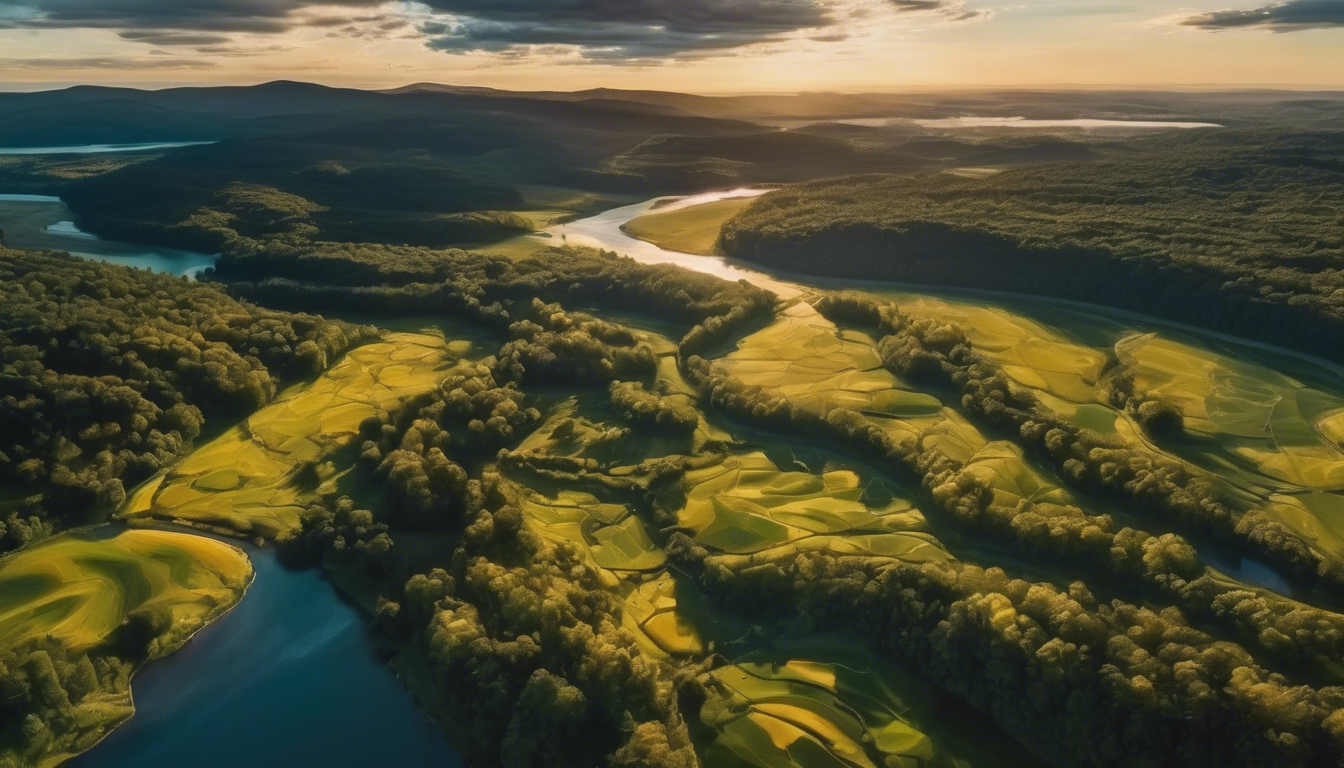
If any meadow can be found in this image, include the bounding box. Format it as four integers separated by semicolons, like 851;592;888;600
0;529;250;766
621;197;757;255
122;334;459;539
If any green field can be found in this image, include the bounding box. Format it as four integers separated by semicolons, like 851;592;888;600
679;451;948;563
0;529;252;767
622;197;758;255
0;529;251;655
122;333;458;538
724;303;944;419
700;639;1034;768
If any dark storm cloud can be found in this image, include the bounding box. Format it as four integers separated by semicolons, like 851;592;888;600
0;0;861;61
418;0;835;58
0;0;384;35
1180;0;1344;31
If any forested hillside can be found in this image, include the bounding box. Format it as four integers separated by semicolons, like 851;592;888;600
0;248;373;551
720;129;1344;360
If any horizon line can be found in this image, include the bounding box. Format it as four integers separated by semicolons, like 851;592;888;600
2;79;1344;97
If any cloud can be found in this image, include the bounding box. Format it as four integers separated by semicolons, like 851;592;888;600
0;55;218;69
1178;0;1344;31
117;30;232;46
0;0;384;35
417;0;835;59
889;0;993;22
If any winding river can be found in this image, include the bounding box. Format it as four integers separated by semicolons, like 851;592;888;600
552;188;1344;387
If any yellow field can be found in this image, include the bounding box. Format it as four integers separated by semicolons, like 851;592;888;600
703;652;939;768
888;293;1108;404
123;333;457;538
1118;333;1344;494
724;303;944;419
0;529;251;656
622;197;757;255
619;575;705;657
679;451;949;564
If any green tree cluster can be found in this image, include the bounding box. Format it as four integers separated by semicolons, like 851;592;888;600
0;248;374;551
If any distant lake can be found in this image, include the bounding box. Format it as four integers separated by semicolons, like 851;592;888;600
71;542;462;768
0;193;217;278
0;141;211;155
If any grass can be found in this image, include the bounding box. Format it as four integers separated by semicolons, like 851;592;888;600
880;292;1109;405
700;635;1043;768
1269;493;1344;563
620;575;706;657
703;654;936;768
517;486;666;577
0;529;251;655
679;451;948;564
123;333;456;539
0;528;251;768
1120;332;1344;494
622;197;757;255
724;303;943;419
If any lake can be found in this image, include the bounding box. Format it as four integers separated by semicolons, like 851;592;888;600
0;142;212;155
0;194;217;278
71;542;462;768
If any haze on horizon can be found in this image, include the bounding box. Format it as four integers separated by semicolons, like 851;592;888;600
0;0;1341;93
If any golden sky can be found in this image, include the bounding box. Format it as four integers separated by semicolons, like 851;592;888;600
0;0;1341;91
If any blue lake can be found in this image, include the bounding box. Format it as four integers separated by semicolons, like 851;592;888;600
0;194;217;278
0;142;211;155
71;546;462;768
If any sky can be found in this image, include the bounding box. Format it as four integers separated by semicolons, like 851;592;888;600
0;0;1341;92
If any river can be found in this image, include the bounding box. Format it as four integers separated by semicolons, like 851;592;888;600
550;189;1344;388
0;142;212;156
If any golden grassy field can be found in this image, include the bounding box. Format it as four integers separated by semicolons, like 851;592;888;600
702;651;939;768
622;197;757;255
678;451;949;563
122;333;457;538
0;529;251;655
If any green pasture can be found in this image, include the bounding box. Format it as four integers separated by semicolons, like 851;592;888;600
122;333;457;538
622;197;757;255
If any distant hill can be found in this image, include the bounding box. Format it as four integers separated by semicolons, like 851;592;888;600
0;81;760;150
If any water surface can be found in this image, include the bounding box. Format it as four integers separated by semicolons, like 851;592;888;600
0;142;211;155
72;544;462;768
0;194;216;278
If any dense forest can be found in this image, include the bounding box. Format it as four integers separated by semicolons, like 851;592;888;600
0;247;372;551
720;129;1344;361
3;83;1281;256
